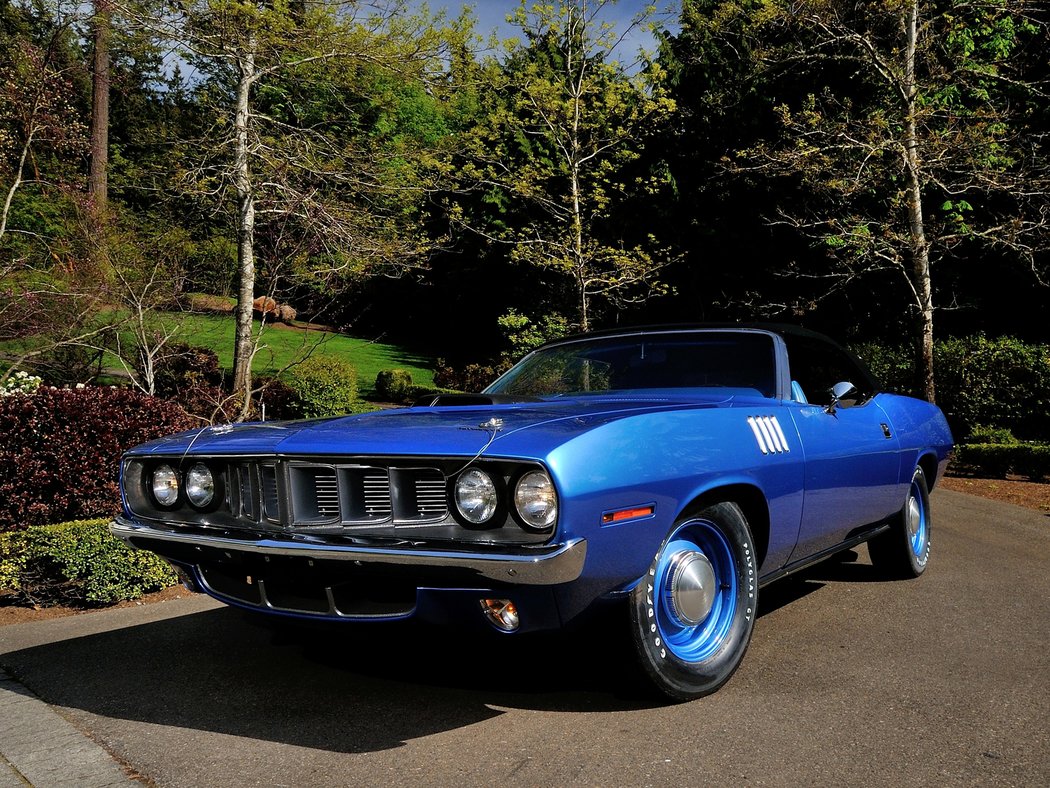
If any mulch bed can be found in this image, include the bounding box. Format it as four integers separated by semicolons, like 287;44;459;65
939;474;1050;513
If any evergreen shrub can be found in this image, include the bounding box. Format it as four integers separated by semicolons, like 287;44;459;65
953;443;1050;481
935;336;1050;441
433;360;508;393
375;368;413;402
256;375;302;420
0;519;177;606
287;356;358;417
853;336;1050;441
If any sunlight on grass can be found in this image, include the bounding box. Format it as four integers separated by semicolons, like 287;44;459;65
1;311;438;398
157;313;436;396
142;313;435;397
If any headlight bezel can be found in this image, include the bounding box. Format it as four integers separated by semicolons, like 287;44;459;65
143;460;223;513
512;469;558;532
449;463;559;535
150;463;180;508
453;466;503;526
184;462;216;509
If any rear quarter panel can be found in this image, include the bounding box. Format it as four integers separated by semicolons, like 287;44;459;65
876;393;955;486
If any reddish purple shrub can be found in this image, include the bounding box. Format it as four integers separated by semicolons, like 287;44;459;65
0;387;198;531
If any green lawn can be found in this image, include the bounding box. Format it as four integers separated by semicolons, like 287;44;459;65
1;311;438;398
150;312;436;397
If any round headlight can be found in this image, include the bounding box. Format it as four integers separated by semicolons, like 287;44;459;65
455;468;498;524
152;464;179;507
185;463;215;508
514;470;557;530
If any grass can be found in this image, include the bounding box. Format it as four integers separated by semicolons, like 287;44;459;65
147;312;436;398
0;309;437;399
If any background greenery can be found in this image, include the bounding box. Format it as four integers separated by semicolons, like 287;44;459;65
0;1;1047;602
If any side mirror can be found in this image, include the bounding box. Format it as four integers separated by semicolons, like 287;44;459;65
826;381;859;414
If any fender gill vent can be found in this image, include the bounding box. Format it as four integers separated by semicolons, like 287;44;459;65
747;415;790;455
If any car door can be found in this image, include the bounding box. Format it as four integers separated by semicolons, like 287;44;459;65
782;334;904;560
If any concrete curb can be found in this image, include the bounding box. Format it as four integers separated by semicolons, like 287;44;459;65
0;669;137;787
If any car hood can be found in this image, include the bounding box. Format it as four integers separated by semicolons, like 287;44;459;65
128;395;751;461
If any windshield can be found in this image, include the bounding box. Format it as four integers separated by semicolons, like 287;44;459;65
486;331;777;398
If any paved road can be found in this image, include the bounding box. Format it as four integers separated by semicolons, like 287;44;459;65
1;489;1048;787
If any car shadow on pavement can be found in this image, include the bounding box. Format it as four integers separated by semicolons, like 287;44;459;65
0;604;670;754
0;549;904;752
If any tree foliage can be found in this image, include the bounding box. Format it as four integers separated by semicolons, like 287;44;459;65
0;0;1047;407
689;0;1050;400
457;0;677;331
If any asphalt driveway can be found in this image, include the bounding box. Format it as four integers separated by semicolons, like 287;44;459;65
1;489;1047;787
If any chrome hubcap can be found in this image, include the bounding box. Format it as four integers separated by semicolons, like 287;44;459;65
906;496;922;541
668;551;717;626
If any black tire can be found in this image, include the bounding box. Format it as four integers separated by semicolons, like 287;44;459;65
868;466;932;578
629;501;758;701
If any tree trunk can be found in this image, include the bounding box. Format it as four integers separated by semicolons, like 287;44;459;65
570;143;587;332
88;0;110;216
0;128;33;242
902;0;935;402
232;39;257;419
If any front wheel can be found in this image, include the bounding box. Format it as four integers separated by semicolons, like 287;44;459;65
868;466;932;578
629;502;758;701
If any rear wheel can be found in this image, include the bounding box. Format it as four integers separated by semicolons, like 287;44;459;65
868;466;931;578
629;502;757;700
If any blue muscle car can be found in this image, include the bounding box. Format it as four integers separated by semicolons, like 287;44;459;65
111;325;953;699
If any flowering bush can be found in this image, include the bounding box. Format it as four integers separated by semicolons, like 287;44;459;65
0;370;42;397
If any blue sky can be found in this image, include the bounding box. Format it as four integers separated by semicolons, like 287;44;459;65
438;1;679;60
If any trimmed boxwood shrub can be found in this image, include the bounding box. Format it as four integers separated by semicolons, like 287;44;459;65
953;444;1016;479
953;443;1050;481
0;386;198;531
0;519;178;606
375;368;413;402
1014;445;1050;482
966;425;1016;445
433;360;509;393
286;356;359;418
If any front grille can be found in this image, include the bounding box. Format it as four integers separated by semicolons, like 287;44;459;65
414;473;447;517
390;468;448;523
124;454;553;546
280;462;449;527
260;465;280;520
237;465;256;521
360;470;392;520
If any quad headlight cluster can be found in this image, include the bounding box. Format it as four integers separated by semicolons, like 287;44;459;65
453;466;557;531
149;463;216;509
138;457;553;535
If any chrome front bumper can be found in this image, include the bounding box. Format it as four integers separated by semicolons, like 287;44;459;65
110;515;587;586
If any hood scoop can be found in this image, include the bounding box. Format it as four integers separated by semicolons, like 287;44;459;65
413;393;543;407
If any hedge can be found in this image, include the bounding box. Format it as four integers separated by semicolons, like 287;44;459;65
0;386;198;531
853;335;1050;441
953;444;1050;481
0;519;178;606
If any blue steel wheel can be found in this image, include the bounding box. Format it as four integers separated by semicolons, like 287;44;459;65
868;466;931;578
629;502;757;700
